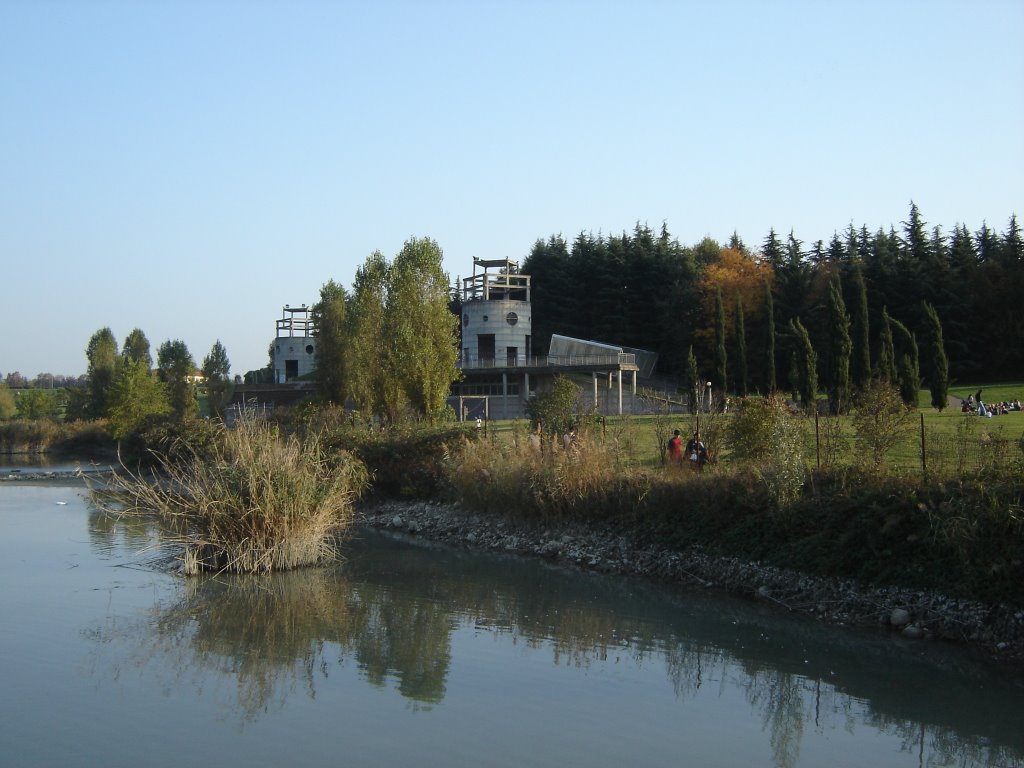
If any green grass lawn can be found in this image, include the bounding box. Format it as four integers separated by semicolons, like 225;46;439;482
482;383;1024;476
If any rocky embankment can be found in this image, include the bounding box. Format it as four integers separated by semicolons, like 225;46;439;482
361;499;1024;663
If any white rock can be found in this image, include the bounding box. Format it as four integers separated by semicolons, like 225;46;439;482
391;515;404;528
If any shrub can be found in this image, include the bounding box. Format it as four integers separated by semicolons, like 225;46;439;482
99;418;369;574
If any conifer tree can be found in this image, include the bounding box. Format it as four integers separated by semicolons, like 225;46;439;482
714;287;727;398
878;308;897;384
826;275;852;414
790;318;817;408
850;265;871;389
686;346;700;413
764;280;776;392
921;301;949;411
734;293;748;396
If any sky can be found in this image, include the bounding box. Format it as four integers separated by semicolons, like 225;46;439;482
2;0;1022;379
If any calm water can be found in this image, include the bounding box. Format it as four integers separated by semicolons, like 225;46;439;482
1;484;1022;768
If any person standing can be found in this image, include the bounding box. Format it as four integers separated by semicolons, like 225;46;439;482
685;431;708;471
667;430;683;465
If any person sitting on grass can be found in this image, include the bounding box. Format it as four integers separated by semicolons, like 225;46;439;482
684;431;709;471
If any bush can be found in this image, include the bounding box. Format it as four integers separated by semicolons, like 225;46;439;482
99;418;369;574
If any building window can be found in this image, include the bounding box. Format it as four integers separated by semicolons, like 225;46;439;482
506;312;518;326
305;344;314;355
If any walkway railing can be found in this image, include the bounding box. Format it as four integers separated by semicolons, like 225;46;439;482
458;353;636;370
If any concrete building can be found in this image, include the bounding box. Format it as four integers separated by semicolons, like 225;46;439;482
272;304;316;383
453;257;646;421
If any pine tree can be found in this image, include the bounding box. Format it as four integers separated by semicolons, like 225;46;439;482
685;346;700;413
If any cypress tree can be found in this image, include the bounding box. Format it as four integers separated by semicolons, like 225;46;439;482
764;280;776;392
850;265;871;389
826;275;852;414
734;293;748;396
790;318;817;409
922;301;949;411
714;287;727;398
878;308;897;384
889;316;921;406
686;345;700;413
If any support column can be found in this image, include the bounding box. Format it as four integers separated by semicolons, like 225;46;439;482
502;372;508;421
617;371;623;415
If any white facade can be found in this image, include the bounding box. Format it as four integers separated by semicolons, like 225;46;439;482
461;298;532;367
273;305;316;383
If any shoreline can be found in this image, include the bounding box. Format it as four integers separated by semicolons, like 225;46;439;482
359;498;1024;666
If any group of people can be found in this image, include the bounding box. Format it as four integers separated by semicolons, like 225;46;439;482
667;429;709;470
960;390;1022;417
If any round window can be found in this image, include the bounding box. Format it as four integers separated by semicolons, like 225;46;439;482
482;315;489;322
506;312;518;326
305;344;314;355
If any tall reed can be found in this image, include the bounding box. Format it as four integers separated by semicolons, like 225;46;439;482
100;418;368;574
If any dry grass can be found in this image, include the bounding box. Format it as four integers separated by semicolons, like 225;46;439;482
99;418;368;574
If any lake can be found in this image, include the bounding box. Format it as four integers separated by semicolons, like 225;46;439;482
1;483;1021;768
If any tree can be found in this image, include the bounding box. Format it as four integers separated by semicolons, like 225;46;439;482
921;301;949;411
122;328;152;369
685;345;700;413
888;317;920;407
713;287;727;397
0;384;16;420
107;358;170;439
850;265;871;390
734;293;748;396
825;275;852;414
384;237;461;421
878;308;897;384
525;375;581;436
764;280;776;392
201;340;232;418
851;380;915;471
312;280;348;405
157;340;197;421
790;318;817;408
347;251;390;418
85;327;118;419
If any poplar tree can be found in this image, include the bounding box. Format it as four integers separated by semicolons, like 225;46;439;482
157;339;197;421
201;340;232;418
347;251;389;419
85;327;118;419
385;237;461;422
122;328;152;369
107;358;169;439
312;280;348;405
922;301;949;411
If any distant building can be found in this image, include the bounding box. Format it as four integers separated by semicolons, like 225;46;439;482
452;257;647;421
272;304;316;383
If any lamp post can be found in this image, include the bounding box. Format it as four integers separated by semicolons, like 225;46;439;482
705;381;712;413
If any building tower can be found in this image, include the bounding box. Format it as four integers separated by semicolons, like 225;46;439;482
273;304;316;383
460;257;531;367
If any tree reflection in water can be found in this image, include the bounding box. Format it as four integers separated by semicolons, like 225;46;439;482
85;515;1024;766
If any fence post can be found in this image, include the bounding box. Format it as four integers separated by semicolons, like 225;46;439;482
814;409;820;470
920;413;927;480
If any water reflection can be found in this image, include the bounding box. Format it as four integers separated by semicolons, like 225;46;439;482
85;515;1024;767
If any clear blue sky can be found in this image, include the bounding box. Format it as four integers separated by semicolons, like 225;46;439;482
2;0;1022;379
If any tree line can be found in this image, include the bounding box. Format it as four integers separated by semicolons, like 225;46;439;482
522;203;1022;408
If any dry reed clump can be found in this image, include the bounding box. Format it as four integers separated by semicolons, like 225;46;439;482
446;430;627;522
102;418;368;575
